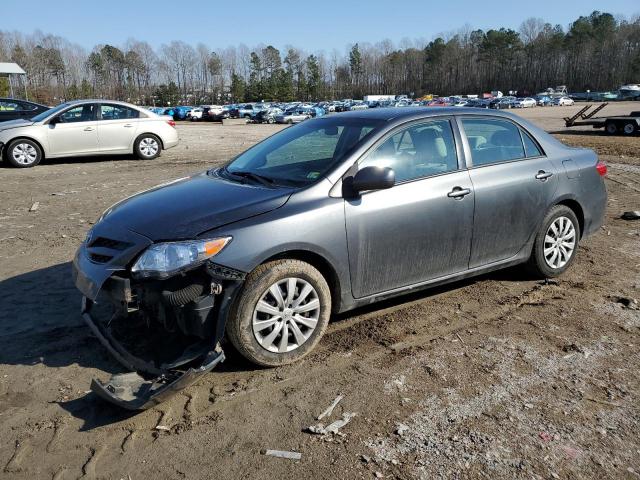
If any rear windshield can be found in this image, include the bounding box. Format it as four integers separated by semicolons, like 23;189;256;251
224;117;384;187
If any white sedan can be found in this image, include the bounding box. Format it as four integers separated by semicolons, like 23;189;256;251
0;100;179;168
554;96;575;106
516;97;537;108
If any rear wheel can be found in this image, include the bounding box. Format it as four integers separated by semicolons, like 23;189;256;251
623;121;637;135
226;260;331;367
527;205;580;278
605;121;618;135
134;134;161;160
5;139;42;168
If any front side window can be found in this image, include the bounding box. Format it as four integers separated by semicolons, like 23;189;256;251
18;101;38;111
461;118;525;166
59;104;96;123
360;119;459;183
100;104;140;120
224;117;383;186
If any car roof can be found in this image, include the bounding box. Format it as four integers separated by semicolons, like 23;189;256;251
329;106;521;122
0;97;47;107
56;99;144;109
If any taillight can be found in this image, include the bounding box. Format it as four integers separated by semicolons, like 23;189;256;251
596;161;607;176
167;120;176;128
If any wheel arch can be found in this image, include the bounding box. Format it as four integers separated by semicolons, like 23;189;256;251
4;136;47;160
555;198;585;238
260;249;342;313
134;132;164;151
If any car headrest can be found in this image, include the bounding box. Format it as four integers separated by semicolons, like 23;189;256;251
413;128;446;158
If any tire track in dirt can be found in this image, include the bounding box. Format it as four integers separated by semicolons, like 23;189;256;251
3;438;30;474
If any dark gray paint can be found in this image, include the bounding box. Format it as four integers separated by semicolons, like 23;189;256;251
73;108;607;317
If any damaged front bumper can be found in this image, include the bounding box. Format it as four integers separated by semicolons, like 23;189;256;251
83;296;226;409
73;238;245;410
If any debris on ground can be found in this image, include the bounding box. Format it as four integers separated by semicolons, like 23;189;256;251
29;202;39;212
260;449;302;461
614;296;639;309
155;425;170;432
395;423;410;436
306;412;357;436
317;394;344;420
621;211;640;220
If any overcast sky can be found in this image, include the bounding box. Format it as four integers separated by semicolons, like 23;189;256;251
3;0;639;52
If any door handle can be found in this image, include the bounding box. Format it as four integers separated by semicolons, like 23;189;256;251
447;187;471;199
535;170;553;180
84;127;94;131
124;124;134;128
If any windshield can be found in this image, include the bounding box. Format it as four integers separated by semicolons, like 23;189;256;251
224;117;383;187
31;103;70;122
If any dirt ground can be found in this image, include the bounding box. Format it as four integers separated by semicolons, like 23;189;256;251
0;103;638;480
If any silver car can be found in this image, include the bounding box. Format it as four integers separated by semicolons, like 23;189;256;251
276;109;310;124
0;99;179;168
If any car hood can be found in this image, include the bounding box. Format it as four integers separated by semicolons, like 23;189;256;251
0;119;34;131
101;171;294;241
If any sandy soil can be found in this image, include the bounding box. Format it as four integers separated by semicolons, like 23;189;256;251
0;104;638;480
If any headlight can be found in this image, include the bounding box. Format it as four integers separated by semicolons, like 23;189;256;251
131;237;231;279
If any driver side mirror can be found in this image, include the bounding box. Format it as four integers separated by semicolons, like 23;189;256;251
351;166;395;193
49;116;61;125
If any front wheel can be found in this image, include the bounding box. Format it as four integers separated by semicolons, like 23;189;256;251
226;260;331;367
5;139;42;168
134;134;161;160
526;205;580;278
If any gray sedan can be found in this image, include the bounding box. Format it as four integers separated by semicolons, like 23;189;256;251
72;107;607;408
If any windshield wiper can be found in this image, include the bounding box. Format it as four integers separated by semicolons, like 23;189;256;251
224;169;276;187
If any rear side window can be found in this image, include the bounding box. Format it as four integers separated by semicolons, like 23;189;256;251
462;118;525;166
0;100;20;111
100;104;140;120
521;129;543;157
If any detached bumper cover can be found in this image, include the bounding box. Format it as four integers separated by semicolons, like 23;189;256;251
81;297;225;410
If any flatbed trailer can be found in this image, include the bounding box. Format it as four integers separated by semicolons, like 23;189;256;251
564;103;640;135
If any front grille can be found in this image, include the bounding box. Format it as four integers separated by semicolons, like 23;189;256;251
89;253;113;264
90;237;132;251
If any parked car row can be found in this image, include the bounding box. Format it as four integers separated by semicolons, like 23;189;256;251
138;92;577;127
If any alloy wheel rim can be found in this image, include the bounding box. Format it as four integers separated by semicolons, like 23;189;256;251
12;143;37;165
624;124;635;134
252;277;320;353
543;216;576;269
140;138;159;157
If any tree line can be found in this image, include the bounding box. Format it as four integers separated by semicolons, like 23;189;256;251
0;10;639;106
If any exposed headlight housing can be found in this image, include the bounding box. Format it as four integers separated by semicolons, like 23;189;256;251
131;237;231;279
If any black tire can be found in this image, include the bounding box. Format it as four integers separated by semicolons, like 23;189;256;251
134;134;161;160
4;138;42;168
605;121;618;135
526;205;580;278
226;259;331;367
622;121;637;135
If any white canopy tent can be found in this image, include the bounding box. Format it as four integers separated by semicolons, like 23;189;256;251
0;62;28;99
